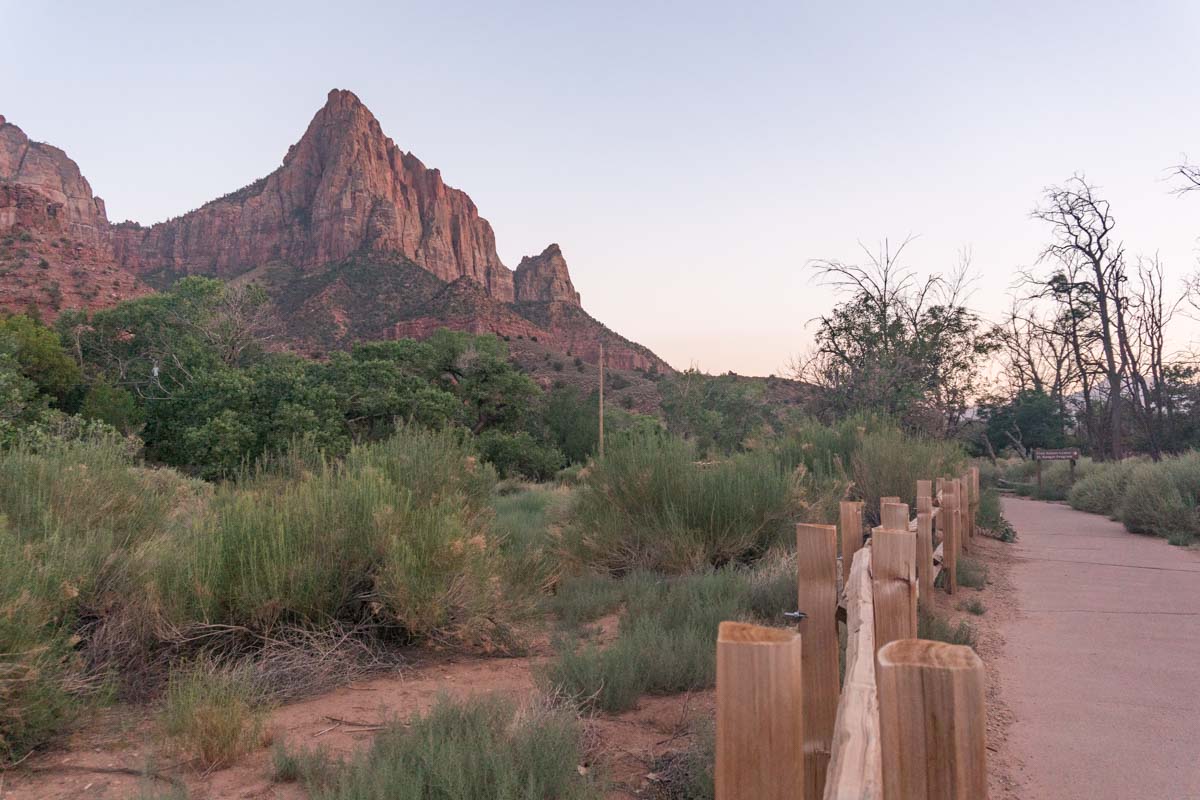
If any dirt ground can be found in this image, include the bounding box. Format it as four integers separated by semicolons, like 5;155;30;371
0;614;711;800
920;529;1021;800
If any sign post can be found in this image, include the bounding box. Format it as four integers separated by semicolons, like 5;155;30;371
1033;448;1081;492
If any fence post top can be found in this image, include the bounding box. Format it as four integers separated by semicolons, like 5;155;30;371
718;621;801;645
877;639;982;671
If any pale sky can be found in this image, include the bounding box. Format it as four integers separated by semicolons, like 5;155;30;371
3;0;1198;375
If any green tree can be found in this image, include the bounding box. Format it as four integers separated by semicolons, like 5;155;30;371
799;241;998;435
659;369;769;455
0;314;81;401
978;389;1066;457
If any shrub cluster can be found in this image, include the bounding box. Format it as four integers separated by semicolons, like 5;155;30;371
0;427;508;763
1062;453;1200;544
563;431;799;573
540;558;796;712
305;695;599;800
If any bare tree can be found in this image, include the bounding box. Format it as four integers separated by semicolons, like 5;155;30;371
1033;177;1128;459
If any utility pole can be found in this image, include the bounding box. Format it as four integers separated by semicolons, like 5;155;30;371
598;342;605;460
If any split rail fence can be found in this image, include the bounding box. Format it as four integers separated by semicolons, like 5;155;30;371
715;467;987;800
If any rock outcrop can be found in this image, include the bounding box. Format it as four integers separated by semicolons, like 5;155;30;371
514;243;581;305
0;116;112;251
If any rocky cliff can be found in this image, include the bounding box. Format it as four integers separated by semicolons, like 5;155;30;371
0;116;147;313
110;90;522;303
0;92;671;373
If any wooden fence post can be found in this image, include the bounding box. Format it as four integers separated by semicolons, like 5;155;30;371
871;529;917;648
961;472;974;551
916;479;932;501
879;496;900;522
797;524;840;799
882;502;909;532
964;465;974;546
716;622;805;800
877;639;988;800
916;511;933;603
943;482;959;595
839;501;865;591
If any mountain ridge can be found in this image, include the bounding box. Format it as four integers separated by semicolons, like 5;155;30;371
0;92;670;372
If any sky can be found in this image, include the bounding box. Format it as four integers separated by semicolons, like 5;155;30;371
3;0;1198;376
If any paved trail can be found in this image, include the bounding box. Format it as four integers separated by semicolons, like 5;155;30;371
997;497;1200;800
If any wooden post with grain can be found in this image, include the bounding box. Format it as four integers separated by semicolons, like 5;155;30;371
797;523;840;799
870;528;917;648
942;482;959;595
823;547;882;800
915;510;933;602
876;639;988;800
716;622;806;800
879;496;900;522
882;502;909;533
839;500;865;590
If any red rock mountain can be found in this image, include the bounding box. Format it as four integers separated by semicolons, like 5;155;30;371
0;92;668;372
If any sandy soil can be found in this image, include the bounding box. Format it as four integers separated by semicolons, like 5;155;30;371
0;614;710;800
920;528;1021;800
992;497;1200;800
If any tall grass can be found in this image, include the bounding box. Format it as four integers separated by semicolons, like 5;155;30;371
161;660;267;770
310;694;599;800
564;432;799;573
491;484;572;594
159;428;508;646
776;416;964;525
0;440;205;764
0;427;512;759
541;558;796;712
849;427;963;524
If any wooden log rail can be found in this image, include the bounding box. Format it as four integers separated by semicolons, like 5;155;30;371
718;471;986;800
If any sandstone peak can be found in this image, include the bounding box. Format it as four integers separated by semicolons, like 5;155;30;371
515;243;581;305
0;94;670;372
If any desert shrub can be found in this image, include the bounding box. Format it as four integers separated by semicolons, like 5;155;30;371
555;463;586;485
158;428;511;648
959;598;986;616
1069;460;1137;517
917;609;976;648
956;557;988;589
476;429;564;481
541;562;795;712
565;431;798;573
546;573;630;628
775;416;963;525
491;485;571;594
851;427;963;525
272;740;336;786
162;660;267;770
1119;458;1200;541
975;487;1015;541
312;694;599;800
0;519;79;765
649;717;715;800
0;440;207;761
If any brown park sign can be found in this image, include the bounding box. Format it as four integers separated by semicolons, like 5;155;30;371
1034;448;1080;462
